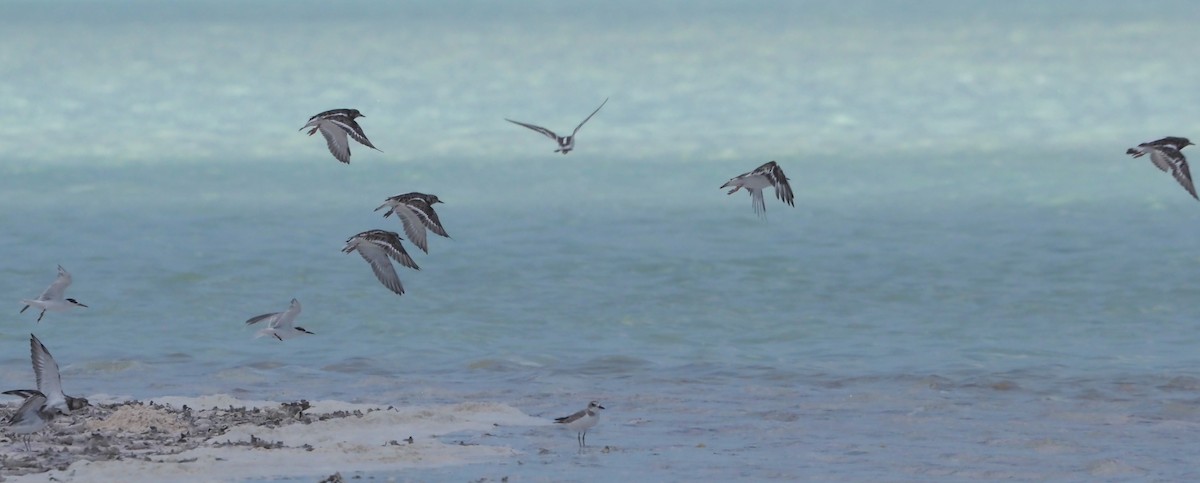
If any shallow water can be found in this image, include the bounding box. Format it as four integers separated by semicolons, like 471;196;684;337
4;0;1200;480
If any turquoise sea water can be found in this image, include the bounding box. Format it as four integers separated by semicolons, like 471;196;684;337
5;0;1200;480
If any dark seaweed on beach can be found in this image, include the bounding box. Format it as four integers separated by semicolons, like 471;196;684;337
0;400;346;478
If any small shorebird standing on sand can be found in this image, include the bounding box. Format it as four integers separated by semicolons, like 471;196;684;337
554;400;605;448
4;391;57;452
1126;136;1196;200
300;108;382;164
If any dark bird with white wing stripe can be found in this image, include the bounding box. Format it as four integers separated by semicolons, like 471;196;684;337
300;108;382;164
721;161;795;217
3;334;89;417
342;230;420;296
1126;136;1196;200
375;192;450;254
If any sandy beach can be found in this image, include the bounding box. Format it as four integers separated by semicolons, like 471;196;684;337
2;395;549;481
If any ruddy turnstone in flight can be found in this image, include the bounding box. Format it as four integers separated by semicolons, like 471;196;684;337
342;229;420;296
245;298;313;341
721;161;795;217
554;400;605;448
20;265;87;323
300;108;382;164
1126;136;1197;200
3;334;89;416
505;97;608;154
374;192;450;254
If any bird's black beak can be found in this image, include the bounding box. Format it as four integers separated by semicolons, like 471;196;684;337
598;405;606;410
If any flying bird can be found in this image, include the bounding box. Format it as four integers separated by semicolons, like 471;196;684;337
300;108;382;164
1126;136;1196;200
10;334;88;413
342;230;420;296
245;298;313;341
20;265;87;323
721;161;795;217
3;334;88;417
554;400;605;448
505;98;608;154
375;192;450;254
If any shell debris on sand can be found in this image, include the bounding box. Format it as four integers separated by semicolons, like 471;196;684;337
0;398;331;479
1;397;545;481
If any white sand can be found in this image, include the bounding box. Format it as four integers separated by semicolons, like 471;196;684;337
10;395;549;482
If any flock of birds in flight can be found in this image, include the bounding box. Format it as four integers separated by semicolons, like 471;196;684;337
7;99;797;451
5;97;1196;451
294;102;798;304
